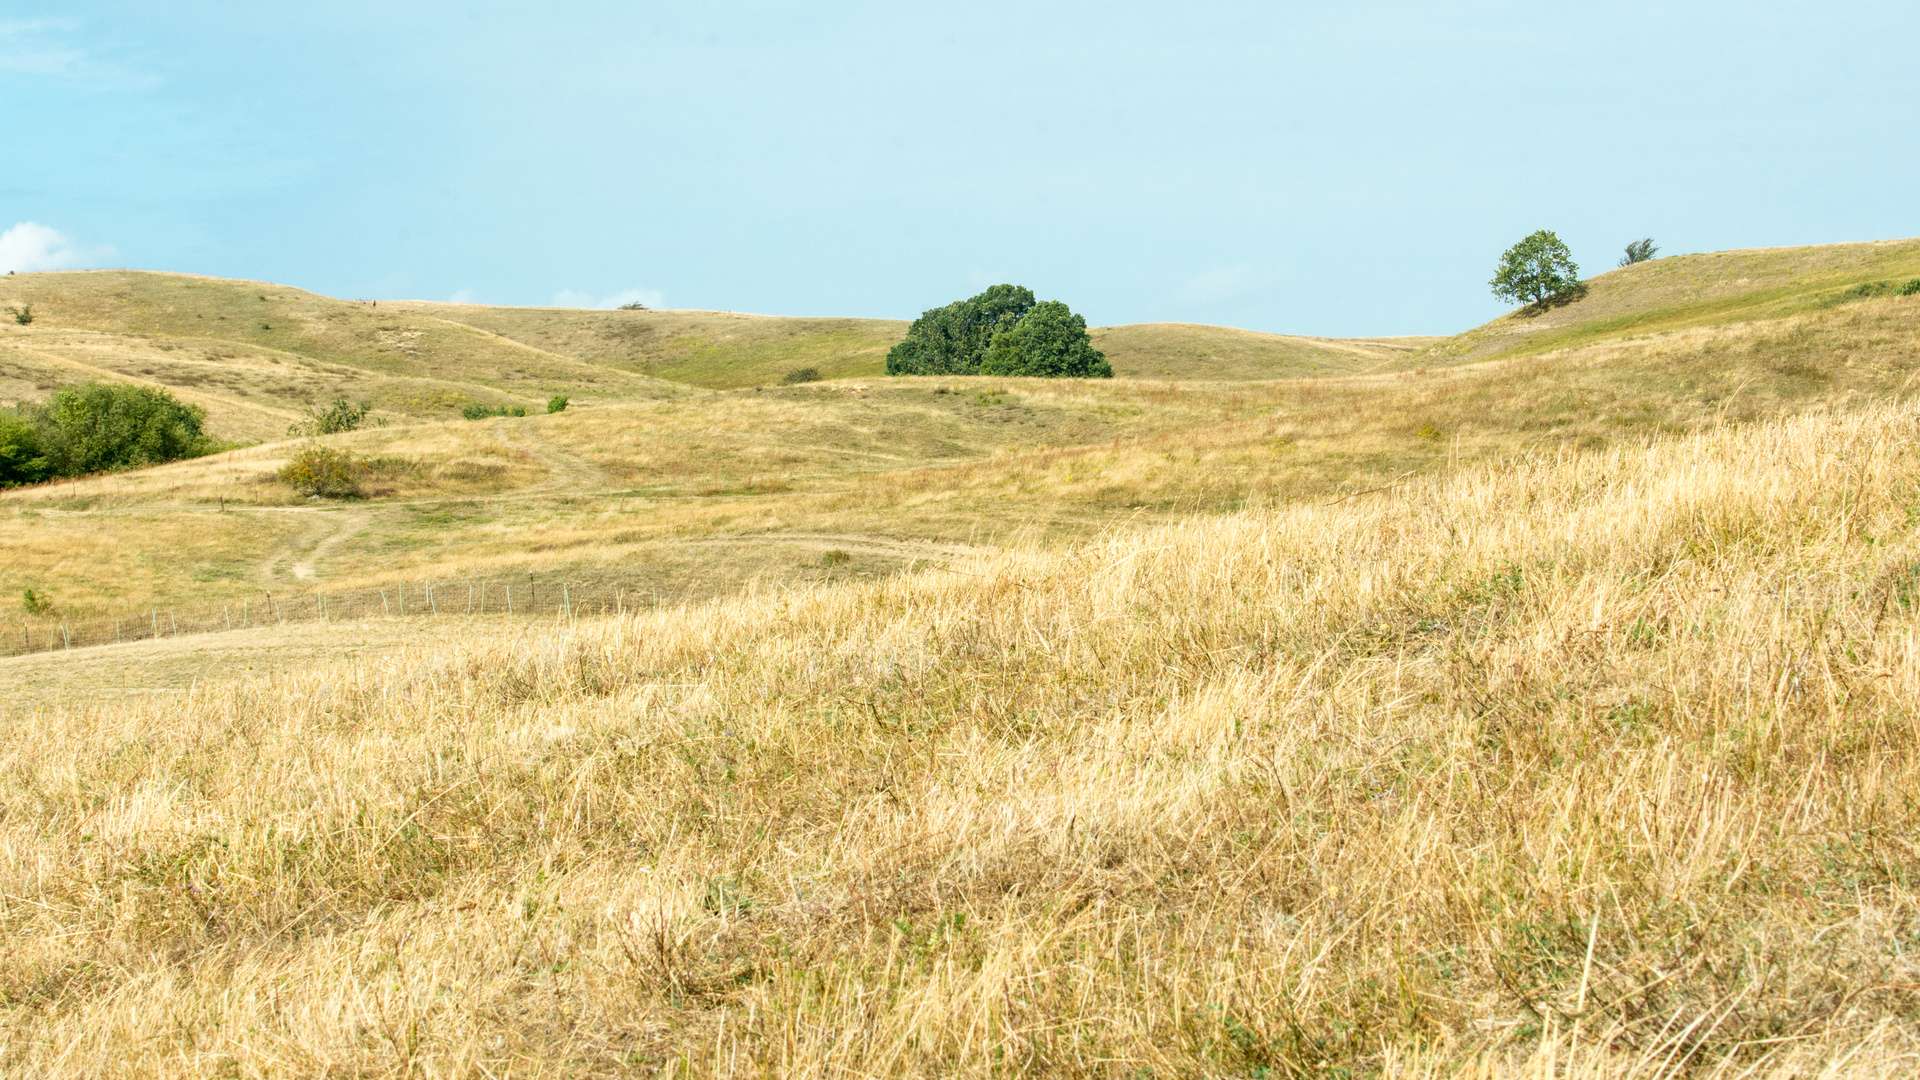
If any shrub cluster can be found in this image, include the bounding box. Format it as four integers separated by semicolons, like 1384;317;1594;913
278;444;369;498
1;382;218;488
547;395;569;413
780;367;822;385
289;397;371;437
886;284;1111;378
461;402;528;419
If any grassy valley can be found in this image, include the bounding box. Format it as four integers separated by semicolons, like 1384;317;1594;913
4;239;1920;1075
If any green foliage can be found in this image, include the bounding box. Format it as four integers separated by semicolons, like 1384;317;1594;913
0;413;50;487
278;444;369;498
1491;230;1584;308
617;300;649;311
289;397;371;437
7;305;30;325
1619;238;1659;267
461;402;528;419
887;284;1036;375
32;382;215;478
21;587;53;616
889;285;1108;378
779;367;821;385
547;395;570;413
978;300;1112;378
1902;279;1920;296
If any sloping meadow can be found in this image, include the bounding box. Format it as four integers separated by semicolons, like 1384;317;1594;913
4;403;1920;1077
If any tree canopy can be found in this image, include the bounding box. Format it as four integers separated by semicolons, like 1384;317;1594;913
23;383;215;482
887;284;1109;378
979;301;1112;377
1490;230;1583;308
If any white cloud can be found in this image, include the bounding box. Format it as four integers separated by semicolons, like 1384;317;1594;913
551;286;665;310
0;222;117;274
448;288;478;304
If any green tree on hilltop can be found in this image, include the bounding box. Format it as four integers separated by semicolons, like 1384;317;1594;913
979;300;1111;377
888;284;1109;378
887;284;1036;375
1490;230;1583;309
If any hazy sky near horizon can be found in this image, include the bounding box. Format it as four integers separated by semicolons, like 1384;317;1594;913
3;2;1916;335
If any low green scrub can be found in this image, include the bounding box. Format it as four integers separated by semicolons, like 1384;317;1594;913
547;395;569;413
279;444;370;498
780;367;822;385
462;402;528;419
289;397;372;436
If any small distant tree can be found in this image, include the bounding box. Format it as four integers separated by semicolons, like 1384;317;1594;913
8;305;30;325
1619;238;1659;267
1490;230;1583;309
978;301;1112;378
617;300;649;311
288;397;371;437
547;395;569;413
21;587;53;616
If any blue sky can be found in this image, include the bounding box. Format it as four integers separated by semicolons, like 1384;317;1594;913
3;2;1915;335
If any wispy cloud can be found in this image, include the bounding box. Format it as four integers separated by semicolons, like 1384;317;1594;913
0;222;117;274
448;288;478;304
551;287;665;310
0;18;150;86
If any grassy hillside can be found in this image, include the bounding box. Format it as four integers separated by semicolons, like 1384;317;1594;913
1089;322;1430;379
405;302;909;390
1419;236;1920;367
5;403;1919;1075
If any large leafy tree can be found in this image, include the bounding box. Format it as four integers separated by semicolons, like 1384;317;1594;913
979;300;1111;377
33;383;213;478
886;284;1035;375
1490;230;1582;308
0;414;48;487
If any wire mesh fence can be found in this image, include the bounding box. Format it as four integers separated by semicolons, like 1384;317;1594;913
4;575;661;659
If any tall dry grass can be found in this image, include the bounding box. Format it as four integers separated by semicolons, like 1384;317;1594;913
4;402;1920;1076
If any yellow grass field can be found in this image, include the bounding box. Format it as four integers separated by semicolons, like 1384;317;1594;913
4;239;1920;1075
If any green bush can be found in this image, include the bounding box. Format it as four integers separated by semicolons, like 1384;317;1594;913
780;367;822;384
978;301;1113;378
461;402;528;420
1900;279;1920;297
7;305;30;325
547;395;569;413
278;445;368;498
21;587;53;616
289;397;371;436
33;382;216;478
888;285;1110;378
0;413;49;487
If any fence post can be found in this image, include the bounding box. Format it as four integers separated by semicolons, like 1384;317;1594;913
242;600;249;628
225;606;231;631
153;609;159;638
428;581;437;616
563;584;571;619
381;588;390;616
116;619;122;643
62;624;70;649
506;583;512;615
171;611;178;634
617;587;623;614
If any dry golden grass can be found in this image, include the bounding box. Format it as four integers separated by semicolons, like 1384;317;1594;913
4;398;1920;1075
1089;322;1429;380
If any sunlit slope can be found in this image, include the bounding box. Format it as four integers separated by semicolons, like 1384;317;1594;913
405;302;909;390
1089;322;1432;379
1419;236;1920;367
0;271;683;435
5;403;1918;1073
